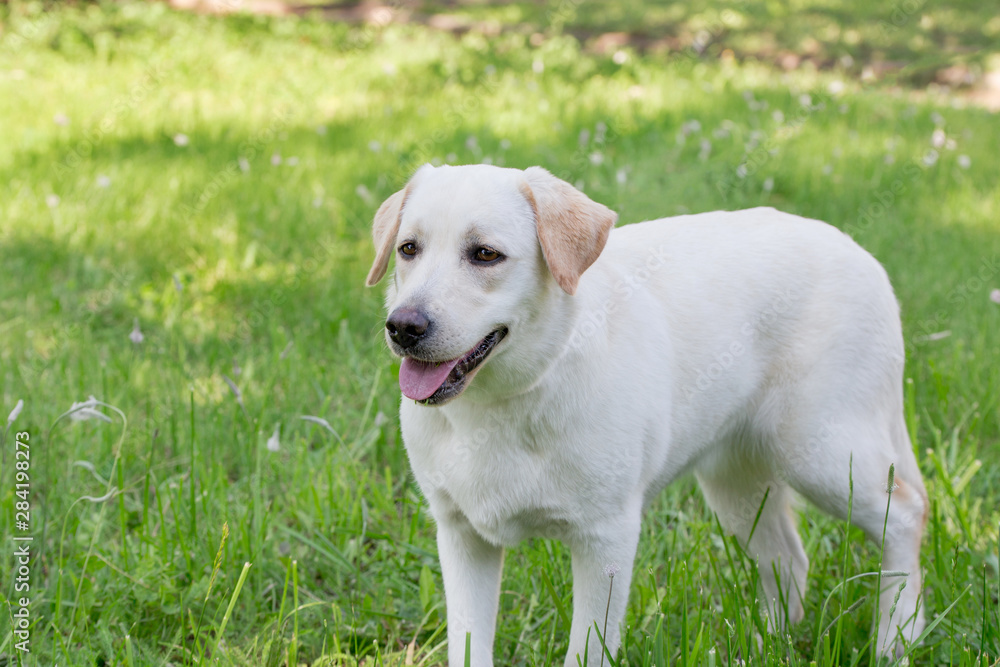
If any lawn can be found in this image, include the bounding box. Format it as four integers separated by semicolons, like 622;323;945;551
0;1;998;665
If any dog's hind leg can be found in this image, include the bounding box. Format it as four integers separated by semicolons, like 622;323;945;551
697;458;810;634
781;413;927;657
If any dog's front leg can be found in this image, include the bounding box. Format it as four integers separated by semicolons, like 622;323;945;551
437;515;504;667
565;519;641;667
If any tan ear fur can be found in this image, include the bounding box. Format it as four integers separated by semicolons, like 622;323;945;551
365;187;408;286
521;167;618;295
365;165;431;286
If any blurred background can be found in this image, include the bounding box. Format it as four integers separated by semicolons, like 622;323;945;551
1;1;998;665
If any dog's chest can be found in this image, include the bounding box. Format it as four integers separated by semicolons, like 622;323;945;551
402;403;597;545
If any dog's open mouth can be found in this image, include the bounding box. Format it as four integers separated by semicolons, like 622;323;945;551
399;328;508;405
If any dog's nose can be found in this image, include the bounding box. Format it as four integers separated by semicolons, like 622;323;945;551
386;307;430;349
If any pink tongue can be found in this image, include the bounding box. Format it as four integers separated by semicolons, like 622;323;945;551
399;356;463;401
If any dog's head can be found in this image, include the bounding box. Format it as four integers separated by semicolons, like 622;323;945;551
366;164;617;405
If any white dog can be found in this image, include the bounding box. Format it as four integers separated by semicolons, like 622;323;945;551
366;164;926;666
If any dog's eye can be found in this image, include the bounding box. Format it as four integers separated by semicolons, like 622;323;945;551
399;242;418;257
474;247;502;263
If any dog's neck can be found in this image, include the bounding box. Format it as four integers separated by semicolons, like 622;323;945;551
453;276;584;405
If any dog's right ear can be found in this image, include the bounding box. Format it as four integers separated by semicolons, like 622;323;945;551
521;167;618;295
365;165;429;287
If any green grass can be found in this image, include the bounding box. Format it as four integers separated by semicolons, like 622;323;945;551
0;1;998;665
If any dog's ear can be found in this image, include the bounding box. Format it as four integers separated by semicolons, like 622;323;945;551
365;166;430;287
521;167;618;295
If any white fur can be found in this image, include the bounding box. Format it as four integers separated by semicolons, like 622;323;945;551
372;164;927;665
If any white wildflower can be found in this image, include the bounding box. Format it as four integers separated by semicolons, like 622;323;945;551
266;423;281;452
238;157;250;173
603;562;621;578
578;129;590;146
286;156;299;166
798;94;812;107
957;155;971;169
368;140;382;153
989;289;1000;304
173;274;183;292
682;120;702;134
762;177;774;192
129;318;144;344
300;415;335;432
173;133;189;147
931;128;946;148
922;150;939;167
299;415;345;444
616;168;628;185
499;139;511;150
69;396;112;423
532;58;544;74
374;411;388;427
465;135;479;151
612;50;628;65
80;488;119;503
222;375;247;417
698;139;712;161
771;110;785;124
96;175;111;188
46;194;60;208
7;399;24;426
827;80;845;95
270;153;282;166
54;113;70;126
589;151;604;165
355;184;374;205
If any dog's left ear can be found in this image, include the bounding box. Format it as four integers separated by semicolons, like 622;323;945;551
521;167;618;295
365;165;430;287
